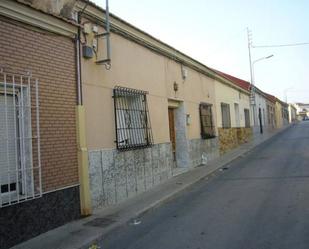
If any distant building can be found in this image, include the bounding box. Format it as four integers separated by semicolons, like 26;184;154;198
288;104;297;123
293;103;309;120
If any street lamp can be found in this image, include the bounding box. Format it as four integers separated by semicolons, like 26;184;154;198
251;55;274;86
250;54;274;134
284;87;293;103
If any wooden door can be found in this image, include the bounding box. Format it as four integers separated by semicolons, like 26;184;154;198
168;108;176;154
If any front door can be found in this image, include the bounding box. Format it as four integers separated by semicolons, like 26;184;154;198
168;108;176;160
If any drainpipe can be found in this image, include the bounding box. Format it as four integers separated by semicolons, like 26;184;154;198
75;6;92;216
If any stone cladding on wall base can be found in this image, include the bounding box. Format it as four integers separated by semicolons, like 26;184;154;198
88;143;174;210
218;127;253;154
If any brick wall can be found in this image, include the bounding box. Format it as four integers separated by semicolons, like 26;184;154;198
0;17;79;192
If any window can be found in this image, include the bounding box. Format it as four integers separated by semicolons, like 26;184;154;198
0;93;18;198
221;103;231;128
199;103;215;139
234;103;240;127
244;108;250;128
267;105;271;125
0;72;41;207
113;86;153;150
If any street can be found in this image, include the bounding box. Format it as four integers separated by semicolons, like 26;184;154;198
100;122;309;249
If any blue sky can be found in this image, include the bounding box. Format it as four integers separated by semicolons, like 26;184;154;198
92;0;309;103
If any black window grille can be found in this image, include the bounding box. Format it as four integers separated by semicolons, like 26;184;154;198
244;108;251;128
221;103;231;128
199;103;216;139
113;86;153;150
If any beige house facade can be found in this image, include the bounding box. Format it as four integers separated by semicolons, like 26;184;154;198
214;81;252;153
288;104;297;123
275;99;289;129
73;0;256;209
76;2;242;209
212;71;253;153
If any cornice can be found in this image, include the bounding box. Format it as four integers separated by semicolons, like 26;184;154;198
0;0;77;37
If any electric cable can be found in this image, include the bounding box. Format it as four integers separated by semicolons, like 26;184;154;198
253;42;309;48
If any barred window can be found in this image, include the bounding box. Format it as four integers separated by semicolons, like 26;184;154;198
199;103;215;139
244;108;250;128
113;86;153;150
0;72;41;208
221;103;231;128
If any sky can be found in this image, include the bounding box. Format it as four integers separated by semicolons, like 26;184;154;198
92;0;309;103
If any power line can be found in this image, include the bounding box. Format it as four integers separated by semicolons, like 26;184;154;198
253;42;309;48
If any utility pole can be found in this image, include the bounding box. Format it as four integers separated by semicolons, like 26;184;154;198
247;28;256;127
247;28;255;105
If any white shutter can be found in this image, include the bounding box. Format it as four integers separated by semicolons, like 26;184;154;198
0;94;18;193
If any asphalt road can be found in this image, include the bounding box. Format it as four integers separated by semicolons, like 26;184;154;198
101;122;309;249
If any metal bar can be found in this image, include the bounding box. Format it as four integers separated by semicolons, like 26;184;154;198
145;96;153;144
20;76;27;198
96;59;111;65
130;92;140;146
36;79;42;197
136;93;145;145
12;75;20;203
76;35;82;105
137;92;147;145
113;89;119;149
4;73;12;205
143;94;149;144
95;32;109;38
27;76;35;198
105;0;111;63
121;91;131;148
0;74;4;206
117;89;127;149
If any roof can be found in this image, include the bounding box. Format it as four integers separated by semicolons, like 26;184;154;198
212;69;281;102
211;69;251;91
264;92;277;103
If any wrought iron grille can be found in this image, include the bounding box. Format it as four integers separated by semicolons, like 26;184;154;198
199;103;216;139
0;69;41;208
113;86;153;150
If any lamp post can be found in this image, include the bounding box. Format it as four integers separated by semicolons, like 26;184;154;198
250;54;274;134
284;87;293;103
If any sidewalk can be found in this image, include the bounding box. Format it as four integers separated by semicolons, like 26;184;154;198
12;125;291;249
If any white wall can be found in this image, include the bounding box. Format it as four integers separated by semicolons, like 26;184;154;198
252;92;268;133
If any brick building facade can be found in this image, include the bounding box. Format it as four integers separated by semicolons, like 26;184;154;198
0;5;80;248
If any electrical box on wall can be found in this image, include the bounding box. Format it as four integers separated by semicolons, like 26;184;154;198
83;23;92;34
181;65;188;80
186;114;191;125
92;25;99;33
82;45;93;59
